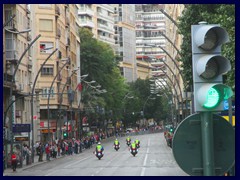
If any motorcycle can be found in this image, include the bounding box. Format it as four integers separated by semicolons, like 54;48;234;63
95;150;104;160
126;140;131;146
114;144;120;151
130;147;138;157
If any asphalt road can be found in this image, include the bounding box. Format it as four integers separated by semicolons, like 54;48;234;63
7;132;188;176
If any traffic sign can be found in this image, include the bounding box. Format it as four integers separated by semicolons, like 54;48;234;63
172;113;235;176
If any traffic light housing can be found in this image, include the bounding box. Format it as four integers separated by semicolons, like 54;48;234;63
63;131;67;139
191;22;233;112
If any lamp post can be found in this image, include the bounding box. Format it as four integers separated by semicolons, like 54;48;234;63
8;34;41;158
30;48;57;162
154;70;182;123
57;67;80;139
147;44;189;118
47;58;70;142
122;92;134;130
142;95;156;120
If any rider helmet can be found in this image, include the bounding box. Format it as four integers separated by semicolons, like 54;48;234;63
98;142;101;145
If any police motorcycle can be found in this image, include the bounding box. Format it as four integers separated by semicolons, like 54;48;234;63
129;143;138;157
94;142;104;160
126;138;131;146
135;140;140;149
114;139;120;151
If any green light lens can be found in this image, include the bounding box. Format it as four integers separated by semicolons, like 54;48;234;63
203;87;220;109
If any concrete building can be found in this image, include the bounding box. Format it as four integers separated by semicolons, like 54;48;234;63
164;4;188;119
3;4;33;162
135;4;166;81
113;4;137;82
31;4;81;142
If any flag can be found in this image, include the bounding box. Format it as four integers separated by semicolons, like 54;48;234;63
77;83;83;92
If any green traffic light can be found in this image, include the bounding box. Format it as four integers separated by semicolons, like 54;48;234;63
63;132;67;137
203;87;220;109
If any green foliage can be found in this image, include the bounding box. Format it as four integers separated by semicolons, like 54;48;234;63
79;27;128;115
178;4;235;92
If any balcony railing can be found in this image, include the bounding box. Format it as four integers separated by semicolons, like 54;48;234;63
78;8;94;16
6;50;19;61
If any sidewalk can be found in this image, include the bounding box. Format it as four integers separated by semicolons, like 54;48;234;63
3;136;115;176
3;153;64;176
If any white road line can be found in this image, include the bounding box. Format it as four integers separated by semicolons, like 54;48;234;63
64;155;92;168
141;139;150;176
45;155;92;176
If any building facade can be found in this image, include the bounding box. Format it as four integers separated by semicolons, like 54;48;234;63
31;4;80;142
135;4;166;81
113;4;137;82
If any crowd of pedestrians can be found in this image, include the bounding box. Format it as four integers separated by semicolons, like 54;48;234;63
34;133;108;162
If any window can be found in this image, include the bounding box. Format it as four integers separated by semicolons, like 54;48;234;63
41;66;54;76
39;19;53;32
42;87;54;98
40;42;53;53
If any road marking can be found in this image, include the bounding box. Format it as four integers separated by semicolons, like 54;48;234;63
64;155;92;168
141;138;150;176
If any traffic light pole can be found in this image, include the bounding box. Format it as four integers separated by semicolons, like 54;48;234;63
201;112;215;176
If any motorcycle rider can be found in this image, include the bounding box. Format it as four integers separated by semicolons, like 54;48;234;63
130;141;137;152
135;139;140;148
114;138;120;146
126;136;131;143
95;142;104;154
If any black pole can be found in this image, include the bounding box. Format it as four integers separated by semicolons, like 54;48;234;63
30;48;58;163
8;34;41;158
47;59;70;143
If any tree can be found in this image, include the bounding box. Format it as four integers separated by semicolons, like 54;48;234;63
79;27;128;116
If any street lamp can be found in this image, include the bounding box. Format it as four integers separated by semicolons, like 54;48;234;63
30;48;58;162
56;69;82;139
142;95;156;120
47;58;70;142
8;34;41;159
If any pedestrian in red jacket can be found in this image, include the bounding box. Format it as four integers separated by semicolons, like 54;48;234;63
11;152;17;172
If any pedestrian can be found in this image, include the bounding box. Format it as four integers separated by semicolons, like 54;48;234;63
45;143;50;161
38;143;43;162
11;151;17;172
57;143;61;156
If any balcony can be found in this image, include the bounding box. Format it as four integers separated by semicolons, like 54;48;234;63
97;12;114;22
80;20;94;28
97;23;114;34
6;50;19;63
98;35;115;44
78;8;94;16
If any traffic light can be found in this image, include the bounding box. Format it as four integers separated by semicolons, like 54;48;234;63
191;22;233;112
63;131;67;138
169;127;173;133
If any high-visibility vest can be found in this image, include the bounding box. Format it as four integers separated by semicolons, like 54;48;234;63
114;140;119;145
97;145;102;151
131;143;136;148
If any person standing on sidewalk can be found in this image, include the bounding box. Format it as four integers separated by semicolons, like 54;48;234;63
11;152;17;172
45;143;50;161
38;143;43;162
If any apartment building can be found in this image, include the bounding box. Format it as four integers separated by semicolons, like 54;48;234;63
3;4;33;140
31;4;80;142
135;4;166;82
113;4;137;82
164;4;188;118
